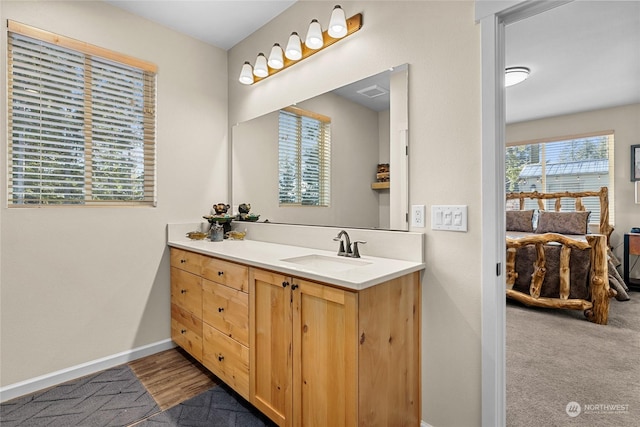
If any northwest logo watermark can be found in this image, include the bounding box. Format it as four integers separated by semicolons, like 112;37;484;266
566;401;629;417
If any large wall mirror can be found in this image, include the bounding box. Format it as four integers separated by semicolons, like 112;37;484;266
232;64;409;230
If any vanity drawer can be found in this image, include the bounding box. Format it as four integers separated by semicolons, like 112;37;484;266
203;324;250;400
201;257;248;292
202;280;249;346
171;304;203;361
171;267;203;318
170;248;202;276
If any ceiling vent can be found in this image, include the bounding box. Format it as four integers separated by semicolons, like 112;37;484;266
357;85;389;98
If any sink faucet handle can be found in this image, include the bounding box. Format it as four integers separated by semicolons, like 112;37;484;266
351;240;367;258
333;237;347;256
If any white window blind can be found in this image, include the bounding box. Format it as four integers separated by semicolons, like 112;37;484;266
278;108;331;206
7;21;157;206
506;133;615;224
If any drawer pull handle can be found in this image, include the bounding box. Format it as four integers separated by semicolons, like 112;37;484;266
291;284;299;290
181;329;187;334
181;289;187;294
180;259;186;263
282;281;289;288
218;355;224;362
218;271;224;276
218;307;224;312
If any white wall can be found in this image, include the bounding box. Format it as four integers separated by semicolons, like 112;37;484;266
229;1;482;425
0;1;228;386
507;103;640;275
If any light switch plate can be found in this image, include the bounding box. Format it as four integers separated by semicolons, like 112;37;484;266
431;205;468;232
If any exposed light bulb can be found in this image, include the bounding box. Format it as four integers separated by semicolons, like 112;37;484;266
305;19;323;50
268;43;284;69
285;32;302;60
238;61;254;85
328;5;347;38
253;53;268;78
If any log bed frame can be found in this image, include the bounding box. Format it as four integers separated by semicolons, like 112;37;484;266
505;187;615;324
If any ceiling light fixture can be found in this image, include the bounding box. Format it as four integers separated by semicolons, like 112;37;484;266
239;5;363;85
505;66;530;87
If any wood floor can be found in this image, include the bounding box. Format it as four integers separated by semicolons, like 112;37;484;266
129;347;218;410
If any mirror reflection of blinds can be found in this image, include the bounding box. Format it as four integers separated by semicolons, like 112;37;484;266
278;109;331;206
505;132;615;224
7;21;157;206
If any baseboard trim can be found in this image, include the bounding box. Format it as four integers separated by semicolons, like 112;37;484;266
0;339;175;403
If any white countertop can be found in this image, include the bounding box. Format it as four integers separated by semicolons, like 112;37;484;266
168;237;425;290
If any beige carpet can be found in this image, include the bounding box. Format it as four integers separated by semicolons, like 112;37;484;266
506;294;640;426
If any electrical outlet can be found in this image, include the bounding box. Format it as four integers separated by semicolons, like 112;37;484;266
411;205;425;227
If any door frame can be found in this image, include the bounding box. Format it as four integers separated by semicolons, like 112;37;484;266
478;1;573;426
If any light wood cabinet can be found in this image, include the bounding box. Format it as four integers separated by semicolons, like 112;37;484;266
171;247;420;426
170;251;204;362
249;267;420;427
170;248;250;398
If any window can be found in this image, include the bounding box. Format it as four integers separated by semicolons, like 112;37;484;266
7;21;157;206
505;133;615;224
278;107;331;206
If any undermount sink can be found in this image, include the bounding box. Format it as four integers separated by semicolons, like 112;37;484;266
280;254;371;273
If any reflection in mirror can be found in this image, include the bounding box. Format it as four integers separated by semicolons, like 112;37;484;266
232;64;408;230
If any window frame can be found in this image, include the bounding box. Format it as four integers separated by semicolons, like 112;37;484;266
6;20;157;207
278;106;331;207
506;131;615;225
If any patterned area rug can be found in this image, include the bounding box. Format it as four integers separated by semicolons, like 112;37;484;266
136;384;276;427
0;365;160;427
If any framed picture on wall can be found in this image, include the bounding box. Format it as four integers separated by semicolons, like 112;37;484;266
632;144;640;181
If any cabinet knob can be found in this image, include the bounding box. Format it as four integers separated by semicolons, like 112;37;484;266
181;289;187;294
291;284;299;290
218;355;224;362
218;307;224;312
218;271;224;276
181;329;187;334
180;259;186;263
282;281;289;288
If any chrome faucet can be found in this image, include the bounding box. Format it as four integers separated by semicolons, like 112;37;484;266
333;230;366;258
334;230;352;256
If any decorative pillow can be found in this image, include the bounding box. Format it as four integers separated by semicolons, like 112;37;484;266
506;210;535;232
535;211;590;235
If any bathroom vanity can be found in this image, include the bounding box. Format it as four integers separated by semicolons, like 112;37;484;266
168;225;424;426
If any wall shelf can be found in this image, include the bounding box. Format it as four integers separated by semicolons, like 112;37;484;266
372;182;390;190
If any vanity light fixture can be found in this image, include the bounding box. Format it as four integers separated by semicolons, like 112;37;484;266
505;66;530;87
253;53;269;78
238;61;254;85
268;43;284;69
285;32;302;60
239;5;363;85
305;19;324;49
328;5;347;38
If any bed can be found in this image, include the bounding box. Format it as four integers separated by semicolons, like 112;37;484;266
505;187;620;325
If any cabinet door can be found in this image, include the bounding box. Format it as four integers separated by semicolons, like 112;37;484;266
292;278;358;427
249;268;292;427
